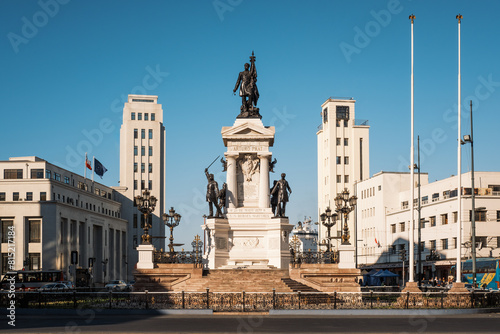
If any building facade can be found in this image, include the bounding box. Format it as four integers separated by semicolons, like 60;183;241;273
317;98;369;249
0;156;128;284
117;95;166;270
356;171;500;280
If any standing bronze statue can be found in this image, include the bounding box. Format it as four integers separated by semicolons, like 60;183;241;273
233;51;260;118
219;182;227;214
270;180;278;216
271;173;292;217
205;168;223;218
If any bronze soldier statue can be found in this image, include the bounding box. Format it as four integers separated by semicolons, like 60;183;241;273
270;180;278;216
233;51;260;118
271;173;292;217
219;182;227;214
205;168;222;218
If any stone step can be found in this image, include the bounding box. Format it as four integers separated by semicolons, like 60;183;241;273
281;278;320;292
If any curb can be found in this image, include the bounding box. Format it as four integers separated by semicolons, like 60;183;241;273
0;309;213;316
269;308;500;316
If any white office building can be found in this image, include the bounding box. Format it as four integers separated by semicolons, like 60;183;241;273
0;156;128;283
116;95;166;270
356;171;500;280
317;97;369;249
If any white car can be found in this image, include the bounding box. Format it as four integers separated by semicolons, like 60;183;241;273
105;280;129;291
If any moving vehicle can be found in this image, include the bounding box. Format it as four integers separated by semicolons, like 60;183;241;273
105;280;129;291
1;270;64;291
37;283;70;291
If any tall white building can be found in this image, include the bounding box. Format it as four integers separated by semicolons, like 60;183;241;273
356;171;500;280
0;156;127;283
116;95;166;270
317;97;369;248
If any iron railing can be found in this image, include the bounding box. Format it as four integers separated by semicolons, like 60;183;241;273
153;250;203;264
291;250;339;264
2;290;498;311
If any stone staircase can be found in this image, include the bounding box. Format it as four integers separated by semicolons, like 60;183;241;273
171;269;294;292
281;277;320;292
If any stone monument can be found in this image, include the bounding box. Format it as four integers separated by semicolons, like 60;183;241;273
203;52;293;269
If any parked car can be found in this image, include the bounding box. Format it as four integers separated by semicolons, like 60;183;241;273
105;280;129;292
37;283;70;291
56;281;75;289
126;280;135;291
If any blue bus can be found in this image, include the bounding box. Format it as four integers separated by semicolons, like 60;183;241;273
461;258;500;290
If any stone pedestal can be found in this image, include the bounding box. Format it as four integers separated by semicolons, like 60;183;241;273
203;118;293;269
401;281;421;292
338;244;356;269
448;282;469;293
136;244;155;269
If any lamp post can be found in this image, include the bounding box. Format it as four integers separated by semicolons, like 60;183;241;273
162;207;182;254
135;189;157;245
320;206;338;252
335;188;357;245
461;100;476;287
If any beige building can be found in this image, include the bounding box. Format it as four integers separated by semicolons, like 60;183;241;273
116;95;166;270
316;97;370;248
0;156;128;284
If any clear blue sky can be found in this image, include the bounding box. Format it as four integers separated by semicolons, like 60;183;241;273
1;0;499;246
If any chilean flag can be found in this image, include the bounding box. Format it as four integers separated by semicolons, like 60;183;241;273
85;153;92;170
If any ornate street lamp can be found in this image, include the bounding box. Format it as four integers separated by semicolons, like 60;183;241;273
335;188;357;245
135;189;157;244
319;206;338;252
163;207;182;253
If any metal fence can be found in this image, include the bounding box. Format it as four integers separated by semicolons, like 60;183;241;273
291;251;339;264
2;290;498;312
153;250;202;264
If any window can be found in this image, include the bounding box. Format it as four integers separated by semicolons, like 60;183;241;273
2;254;8;275
151;113;155;121
344;138;348;146
149;146;153;156
443;190;450;199
144;113;149;121
149;129;153;139
134;129;138;139
141;163;145;173
452;237;457;249
336;106;349;120
430;216;436;227
399;222;405;232
378;185;381;191
30;169;44;179
470;209;487;222
13;192;19;201
336;156;341;164
45;169;51;179
441;238;448;250
134;146;138;156
148;180;152;190
138;113;142;120
54;173;61;181
336;120;340;127
453;211;458;223
28;253;40;270
336;175;341;183
134;180;137;190
0;193;5;201
26;192;33;201
141;146;145;156
1;220;13;243
29;220;41;243
441;213;448;225
344;156;349;165
420;241;425;252
402;201;408;209
344;175;349;183
344;119;348;127
497;211;500;222
149;163;152;173
141;129;145;139
430;240;436;250
64;176;70;184
141;180;145;189
420;218;426;229
432;193;439;202
391;224;396;233
323;108;328;122
134;163;138;173
422;196;428;204
131;112;136;120
336;138;341;146
4;169;22;179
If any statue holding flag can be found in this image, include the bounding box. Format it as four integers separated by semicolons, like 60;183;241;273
233;51;260;118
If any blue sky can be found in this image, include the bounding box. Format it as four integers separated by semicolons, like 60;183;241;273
1;0;500;246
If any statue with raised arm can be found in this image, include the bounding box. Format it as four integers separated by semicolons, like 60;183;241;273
205;168;223;218
271;173;292;217
233;51;260;118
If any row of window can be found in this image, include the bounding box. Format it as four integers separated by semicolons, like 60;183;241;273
322;106;350;123
133;128;153;139
336;156;349;165
362;207;376;218
134;146;153;156
1;220;40;243
0;191;46;202
1;253;40;274
336;175;349;183
360;186;380;199
133;180;153;191
134;163;153;173
131;112;155;121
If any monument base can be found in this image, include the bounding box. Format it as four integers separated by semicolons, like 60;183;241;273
448;282;469;293
401;281;421;292
338;244;356;269
136;244;155;270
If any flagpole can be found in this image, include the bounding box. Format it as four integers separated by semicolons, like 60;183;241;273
409;14;415;284
456;14;463;283
92;156;95;183
84;153;87;179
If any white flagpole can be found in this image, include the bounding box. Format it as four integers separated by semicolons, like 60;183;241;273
84;152;87;179
92;156;95;183
409;14;416;284
456;14;463;283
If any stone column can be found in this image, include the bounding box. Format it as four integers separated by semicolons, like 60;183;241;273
225;153;239;209
258;153;271;208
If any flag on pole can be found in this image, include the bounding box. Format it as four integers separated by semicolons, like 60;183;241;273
94;158;108;179
85;154;92;170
